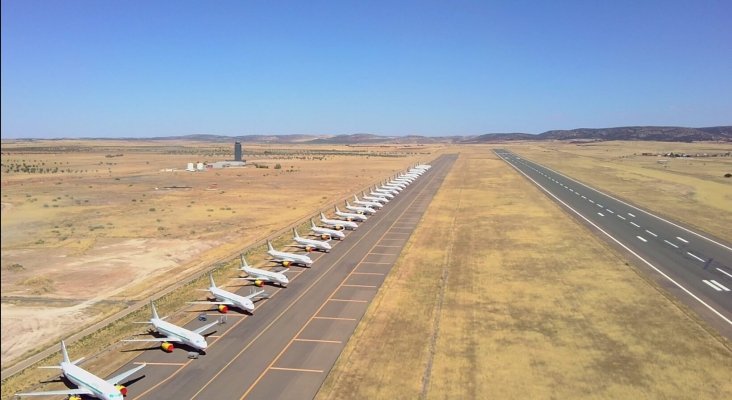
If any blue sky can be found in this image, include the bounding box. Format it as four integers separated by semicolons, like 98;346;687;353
2;0;731;138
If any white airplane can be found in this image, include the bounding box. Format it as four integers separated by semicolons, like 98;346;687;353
370;187;394;199
16;341;145;400
292;228;332;252
240;256;289;287
353;194;383;209
188;273;267;314
320;212;358;230
335;206;368;222
345;200;376;215
123;301;219;353
362;191;389;203
377;184;400;195
384;180;406;190
267;240;313;267
310;219;346;240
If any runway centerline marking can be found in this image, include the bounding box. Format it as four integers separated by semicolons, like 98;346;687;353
598;212;605;217
637;236;647;242
677;236;689;243
664;240;679;248
687;252;706;262
269;367;323;373
329;299;368;303
352;272;386;275
313;316;357;321
342;284;378;288
716;268;732;279
630;221;640;228
294;338;342;344
645;230;658;237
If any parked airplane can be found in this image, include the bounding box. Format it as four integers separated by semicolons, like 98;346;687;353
292;228;332;252
362;191;389;203
188;273;267;314
240;255;289;287
320;212;358;230
371;187;395;199
345;200;376;215
310;219;346;240
267;240;313;267
335;206;368;222
383;180;406;190
353;194;383;209
376;184;400;195
15;341;145;400
123;301;219;353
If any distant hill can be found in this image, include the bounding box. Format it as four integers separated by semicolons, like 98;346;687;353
102;125;732;144
463;126;732;143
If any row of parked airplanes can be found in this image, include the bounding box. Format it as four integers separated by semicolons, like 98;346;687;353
16;164;432;400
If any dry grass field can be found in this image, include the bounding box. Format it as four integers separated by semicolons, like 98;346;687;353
317;147;732;399
0;139;440;367
505;141;732;241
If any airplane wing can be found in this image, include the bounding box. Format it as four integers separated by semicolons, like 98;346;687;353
16;388;93;396
123;337;182;343
106;363;146;385
188;300;234;306
193;319;220;335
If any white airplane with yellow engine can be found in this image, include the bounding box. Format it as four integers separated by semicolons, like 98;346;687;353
320;212;358;230
310;219;346;240
335;206;368;222
239;256;289;287
345;200;376;215
292;227;332;252
188;273;267;314
16;341;146;400
267;240;313;267
123;301;219;353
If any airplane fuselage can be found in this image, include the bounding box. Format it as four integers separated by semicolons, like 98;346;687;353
242;266;289;286
311;225;346;240
268;250;313;266
63;363;124;400
321;217;358;230
210;287;254;312
336;210;368;222
153;319;208;350
295;237;332;252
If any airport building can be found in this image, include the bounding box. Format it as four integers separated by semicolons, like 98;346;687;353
185;142;246;170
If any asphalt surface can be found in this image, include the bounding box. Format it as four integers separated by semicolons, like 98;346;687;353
495;149;732;338
100;154;458;400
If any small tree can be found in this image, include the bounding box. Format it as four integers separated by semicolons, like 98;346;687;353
274;163;282;169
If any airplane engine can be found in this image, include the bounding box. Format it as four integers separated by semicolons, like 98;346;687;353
320;234;330;240
346;217;353;222
161;342;174;353
305;246;314;252
115;385;128;396
334;225;344;230
254;279;264;287
69;396;83;400
282;261;292;267
218;305;229;313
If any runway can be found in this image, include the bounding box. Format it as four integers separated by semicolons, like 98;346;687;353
495;149;732;338
108;154;457;399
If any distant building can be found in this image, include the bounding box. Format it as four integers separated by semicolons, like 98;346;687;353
234;142;242;161
210;161;246;169
186;162;195;172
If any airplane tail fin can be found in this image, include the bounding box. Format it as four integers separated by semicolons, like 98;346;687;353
240;254;250;269
267;240;274;251
209;273;217;288
150;301;159;320
61;340;70;364
310;219;317;228
354;194;359;202
320;212;327;220
335;206;341;212
293;227;300;238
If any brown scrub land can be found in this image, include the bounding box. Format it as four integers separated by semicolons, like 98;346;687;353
318;146;732;399
0;139;439;367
